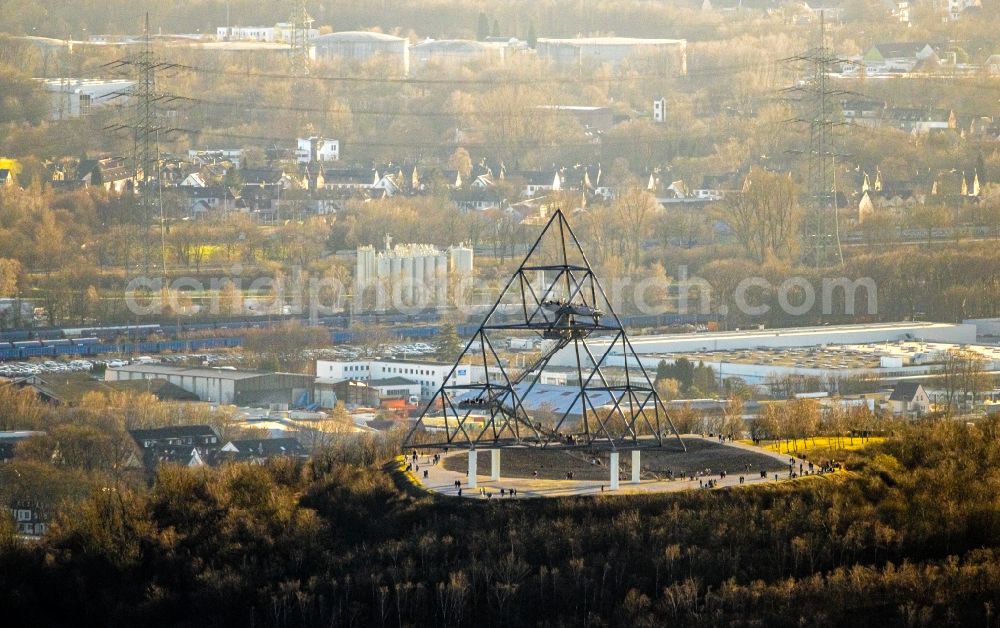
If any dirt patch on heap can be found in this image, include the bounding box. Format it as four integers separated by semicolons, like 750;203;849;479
441;438;787;481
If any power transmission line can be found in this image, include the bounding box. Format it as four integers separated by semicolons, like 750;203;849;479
124;58;780;86
783;12;853;268
103;15;187;290
287;0;314;77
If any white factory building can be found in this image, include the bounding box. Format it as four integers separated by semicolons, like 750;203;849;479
312;31;410;74
536;37;687;72
966;318;1000;338
409;39;508;70
39;78;134;120
549;322;984;386
216;23;319;43
316;359;473;400
355;241;474;310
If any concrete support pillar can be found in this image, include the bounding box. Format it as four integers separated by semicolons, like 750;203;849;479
631;450;641;484
609;451;620;491
467;449;477;488
490;449;500;481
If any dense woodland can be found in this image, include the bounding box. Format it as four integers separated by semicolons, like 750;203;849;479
2;418;1000;626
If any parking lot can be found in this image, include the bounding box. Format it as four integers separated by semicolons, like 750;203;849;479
0;352;246;378
303;342;438;362
0;341;438;379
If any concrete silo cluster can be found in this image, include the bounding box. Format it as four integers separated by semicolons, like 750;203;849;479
355;241;474;311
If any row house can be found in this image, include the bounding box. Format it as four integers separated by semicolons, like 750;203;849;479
128;425;307;471
219;438;307;463
75;156;137;194
183;186;240;216
887;107;956;134
842;101;957;134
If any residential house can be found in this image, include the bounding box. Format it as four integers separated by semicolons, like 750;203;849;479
653;96;667;123
967;116;999;141
509;200;551;225
187;149;242;167
179;172;207;187
323;167;378;191
858;190;876;223
180;186;239;217
841;98;886;127
451;187;502;211
885;107;956;134
370;173;401;198
861;42;938;74
240;181;285;221
944;0;980;21
560;164;615;202
515;170;562;198
986;55;1000;76
241;168;296;189
76;156;136;194
856;168;925;215
884;0;911;23
279;188;340;217
219;437;307;463
693;172;742;200
9;501;51;538
129;424;222;470
436;168;464;189
299;163;325;192
888;382;931;415
296;137;340;163
380;164;422;195
130;424;221;449
469;172;499;189
0;431;44;462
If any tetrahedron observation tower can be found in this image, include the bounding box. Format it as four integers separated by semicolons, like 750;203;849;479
404;209;684;451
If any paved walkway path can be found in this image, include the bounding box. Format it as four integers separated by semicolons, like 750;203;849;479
405;436;809;500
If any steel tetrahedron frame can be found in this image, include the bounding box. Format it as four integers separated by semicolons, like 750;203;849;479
404;209;684;451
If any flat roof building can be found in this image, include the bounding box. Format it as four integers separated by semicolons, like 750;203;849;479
39;78;134;120
409;39;506;70
536;37;687;72
552;322;977;363
549;322;983;387
106;365;314;407
313;31;409;74
316;358;472;400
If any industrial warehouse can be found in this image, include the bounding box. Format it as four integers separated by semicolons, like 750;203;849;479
548;322;989;385
104;365;315;407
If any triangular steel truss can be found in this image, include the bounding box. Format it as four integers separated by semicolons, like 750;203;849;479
404;209;684;451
